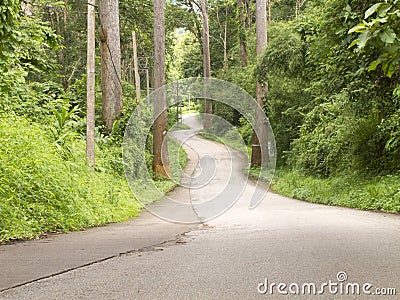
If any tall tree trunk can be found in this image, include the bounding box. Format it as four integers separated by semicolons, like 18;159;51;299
238;0;248;67
223;6;228;69
132;31;141;114
251;0;268;167
216;5;228;69
99;0;123;134
245;0;253;30
296;0;306;17
201;0;212;129
22;0;32;16
86;0;96;167
61;0;68;90
153;0;170;178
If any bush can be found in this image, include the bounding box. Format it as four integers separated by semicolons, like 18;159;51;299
271;168;400;213
0;116;141;243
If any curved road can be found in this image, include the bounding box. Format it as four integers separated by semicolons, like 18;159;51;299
1;114;399;299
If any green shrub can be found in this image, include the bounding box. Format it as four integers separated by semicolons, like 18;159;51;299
0;116;141;243
271;168;400;213
0;113;189;243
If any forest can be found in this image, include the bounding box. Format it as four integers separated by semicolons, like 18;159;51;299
0;0;399;243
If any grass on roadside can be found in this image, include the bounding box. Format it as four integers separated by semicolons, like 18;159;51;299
170;123;190;131
269;168;400;213
0;116;187;243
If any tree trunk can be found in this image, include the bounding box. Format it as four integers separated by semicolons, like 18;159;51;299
132;31;141;114
245;0;253;30
238;0;248;68
223;6;228;69
61;0;68;90
251;0;268;167
153;0;171;178
201;0;213;129
146;57;150;100
86;0;96;167
21;0;32;16
216;5;228;69
296;0;306;17
99;0;123;134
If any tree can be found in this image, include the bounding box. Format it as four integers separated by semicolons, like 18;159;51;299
201;0;213;129
295;0;307;17
153;0;171;178
99;0;123;133
238;0;248;67
214;3;229;69
0;0;19;61
86;0;96;167
173;0;203;49
251;0;268;167
256;21;309;165
175;33;203;78
349;0;400;79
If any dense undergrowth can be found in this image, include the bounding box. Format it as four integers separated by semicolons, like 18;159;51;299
0;115;186;243
262;168;400;213
0;1;189;244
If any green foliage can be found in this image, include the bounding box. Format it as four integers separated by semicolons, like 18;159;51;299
257;22;307;79
0;113;188;243
217;65;256;97
290;92;355;176
208;0;239;70
211;64;257;135
349;0;400;78
0;116;142;243
381;108;400;154
0;0;191;244
0;0;20;63
200;116;250;156
0;9;61;116
170;123;191;131
172;32;203;78
159;138;189;189
272;168;400;213
258;0;400;175
256;21;310;165
270;0;296;21
49;105;81;155
236;117;253;146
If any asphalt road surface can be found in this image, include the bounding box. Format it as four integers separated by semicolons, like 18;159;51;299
1;114;399;299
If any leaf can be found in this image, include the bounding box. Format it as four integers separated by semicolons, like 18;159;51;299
365;3;382;19
374;17;388;24
368;59;382;71
358;31;372;49
380;28;397;44
389;9;400;17
348;24;367;34
348;39;359;49
387;62;396;77
378;4;392;17
382;60;390;74
384;44;400;53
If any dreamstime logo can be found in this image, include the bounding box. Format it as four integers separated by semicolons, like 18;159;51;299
122;78;276;223
336;271;347;282
257;272;397;296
